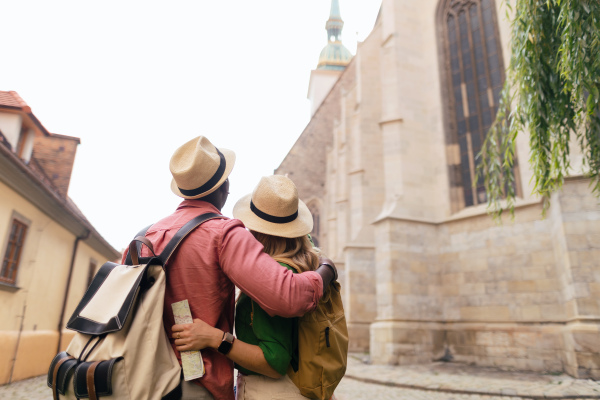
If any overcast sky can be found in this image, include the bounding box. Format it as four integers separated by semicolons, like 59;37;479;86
1;0;381;250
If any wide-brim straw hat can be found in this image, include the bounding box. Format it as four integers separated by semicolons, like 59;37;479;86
233;175;313;238
170;136;236;199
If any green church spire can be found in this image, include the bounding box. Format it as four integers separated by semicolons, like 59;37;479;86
325;0;344;42
317;0;352;70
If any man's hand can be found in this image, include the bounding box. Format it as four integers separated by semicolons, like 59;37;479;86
172;318;223;352
316;256;338;290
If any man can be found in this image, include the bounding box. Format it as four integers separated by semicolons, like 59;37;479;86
125;136;336;400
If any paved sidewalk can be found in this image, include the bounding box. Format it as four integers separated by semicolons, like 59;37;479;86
2;353;600;399
337;354;600;399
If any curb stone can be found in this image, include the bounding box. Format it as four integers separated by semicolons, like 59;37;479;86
344;353;600;399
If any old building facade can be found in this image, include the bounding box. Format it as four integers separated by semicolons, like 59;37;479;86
276;0;600;378
0;91;120;384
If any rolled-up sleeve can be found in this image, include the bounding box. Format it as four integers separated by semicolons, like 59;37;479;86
218;220;323;317
252;301;295;376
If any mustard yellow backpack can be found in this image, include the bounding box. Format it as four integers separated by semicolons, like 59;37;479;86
274;257;349;400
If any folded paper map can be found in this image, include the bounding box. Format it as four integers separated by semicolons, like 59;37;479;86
172;299;205;381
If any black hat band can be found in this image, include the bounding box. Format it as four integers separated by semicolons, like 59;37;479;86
178;149;226;197
250;200;298;224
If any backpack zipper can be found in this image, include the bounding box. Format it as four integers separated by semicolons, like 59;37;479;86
325;327;330;347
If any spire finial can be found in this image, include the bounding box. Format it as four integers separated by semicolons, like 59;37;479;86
326;0;344;43
330;0;341;19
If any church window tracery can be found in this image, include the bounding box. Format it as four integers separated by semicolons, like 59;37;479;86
438;0;507;209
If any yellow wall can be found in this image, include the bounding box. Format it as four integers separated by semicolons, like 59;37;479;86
0;332;18;384
0;180;113;384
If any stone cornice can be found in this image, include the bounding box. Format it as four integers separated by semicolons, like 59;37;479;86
372;197;544;226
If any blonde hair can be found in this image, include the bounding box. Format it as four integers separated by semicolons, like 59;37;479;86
251;231;320;273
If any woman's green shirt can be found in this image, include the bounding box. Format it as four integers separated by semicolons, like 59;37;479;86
234;262;299;376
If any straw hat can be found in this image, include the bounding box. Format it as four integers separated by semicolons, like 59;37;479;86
170;136;236;199
233;175;313;238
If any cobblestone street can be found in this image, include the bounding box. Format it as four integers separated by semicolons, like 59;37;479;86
336;379;515;400
0;375;517;400
3;354;600;399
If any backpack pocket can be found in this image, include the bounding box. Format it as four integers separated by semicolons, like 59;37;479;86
47;351;78;396
73;357;124;398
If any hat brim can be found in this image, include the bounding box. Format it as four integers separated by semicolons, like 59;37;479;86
170;147;236;199
233;193;313;238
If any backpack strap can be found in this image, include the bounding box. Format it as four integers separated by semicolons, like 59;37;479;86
128;237;157;265
124;212;223;266
124;224;153;265
86;360;102;400
158;212;223;266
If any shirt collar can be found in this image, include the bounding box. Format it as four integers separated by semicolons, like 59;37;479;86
177;199;222;215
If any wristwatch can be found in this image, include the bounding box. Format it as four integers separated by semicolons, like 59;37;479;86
217;332;235;355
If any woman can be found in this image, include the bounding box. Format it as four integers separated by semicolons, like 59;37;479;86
172;175;330;399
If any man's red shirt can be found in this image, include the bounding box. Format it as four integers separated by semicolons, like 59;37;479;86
123;200;323;399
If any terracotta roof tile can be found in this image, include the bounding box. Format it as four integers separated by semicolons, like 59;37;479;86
0;91;31;112
0;90;53;135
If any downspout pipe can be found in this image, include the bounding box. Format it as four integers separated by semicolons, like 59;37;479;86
57;229;90;354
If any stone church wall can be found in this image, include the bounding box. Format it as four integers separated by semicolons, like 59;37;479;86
276;61;356;253
277;0;600;378
370;178;600;377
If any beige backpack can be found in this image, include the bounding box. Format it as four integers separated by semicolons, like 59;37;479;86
47;213;221;400
274;257;349;400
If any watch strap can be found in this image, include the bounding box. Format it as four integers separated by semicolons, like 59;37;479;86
217;332;235;355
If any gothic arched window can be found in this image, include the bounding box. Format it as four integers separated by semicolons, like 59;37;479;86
438;0;506;210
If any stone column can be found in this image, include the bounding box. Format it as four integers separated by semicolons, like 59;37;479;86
554;178;600;379
370;0;448;364
371;218;441;364
343;246;376;351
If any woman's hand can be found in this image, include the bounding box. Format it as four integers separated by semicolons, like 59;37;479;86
171;318;223;352
173;319;283;379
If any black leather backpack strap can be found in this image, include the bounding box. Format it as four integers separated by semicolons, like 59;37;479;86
159;213;223;266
